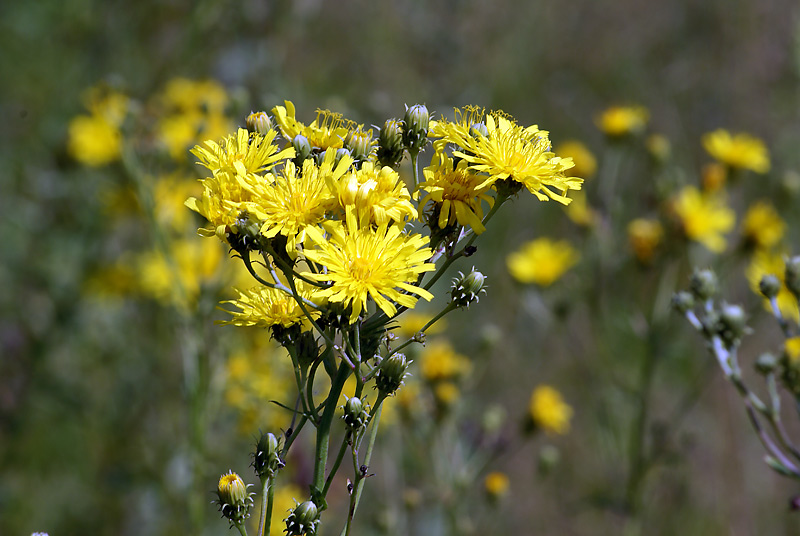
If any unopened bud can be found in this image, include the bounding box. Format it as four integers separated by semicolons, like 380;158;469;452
785;256;800;298
246;111;272;135
285;500;320;536
376;353;410;396
451;267;488;308
377;119;404;167
215;471;253;525
253;432;284;479
719;303;747;346
671;291;695;314
689;268;718;301
755;353;778;375
760;274;782;299
402;104;430;153
292;134;312;163
342;396;370;433
470;122;489;138
345;130;373;162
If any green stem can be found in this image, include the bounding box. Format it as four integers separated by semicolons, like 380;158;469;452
323;431;352;496
235;522;248;536
410;150;420;189
257;475;273;536
312;363;352;495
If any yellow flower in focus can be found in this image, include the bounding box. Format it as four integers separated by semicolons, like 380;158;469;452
446;112;582;204
334;161;417;226
272;100;356;150
746;249;800;323
555;140;597;179
192;128;294;176
67;114;123;167
419;340;472;382
786;337;800;364
484;472;510;499
564;190;597;227
507;238;579;286
628;218;664;264
742;201;785;249
596;106;649;137
419;151;494;234
529;385;572;435
303;210;434;324
220;282;321;329
702;129;770;173
671;186;734;253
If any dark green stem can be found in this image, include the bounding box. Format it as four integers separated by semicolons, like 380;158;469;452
312;363;352;495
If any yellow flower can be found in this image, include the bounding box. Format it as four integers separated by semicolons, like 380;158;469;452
247;151;348;253
702;129;770;173
161;78;228;114
333;161;417;226
564;190;597;227
444;111;582;204
419;151;494;234
272;100;356;150
393;311;446;339
303;209;435;324
786;337;800;364
220;282;320;329
192;128;294;176
596;106;649;137
701;162;727;192
152;173;202;231
746;249;800;323
646;134;671;162
742;201;785;249
555;140;597;179
507;238;579;286
434;381;460;406
484;472;510;498
419;340;471;382
671;186;734;253
628;218;664;264
67;114;123;167
529;385;572;435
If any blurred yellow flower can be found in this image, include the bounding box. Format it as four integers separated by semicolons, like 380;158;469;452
646;134;671;163
419;340;472;382
671;186;734;253
628;218;664;264
434;381;460;406
564;190;597;227
484;471;510;498
785;337;800;364
529;385;572;435
746;249;800;323
701;162;727;192
555;140;597;179
393;311;446;339
703;129;770;173
507;238;579;286
742;201;785;249
67;114;123;167
596;106;649;137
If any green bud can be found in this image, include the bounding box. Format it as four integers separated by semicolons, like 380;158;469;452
759;274;782;299
226;211;263;252
785;256;800;298
376;353;410;396
537;445;561;477
377;119;405;167
718;303;747;347
345;130;373;162
285;500;320;536
402;104;430;153
216;471;253;525
253;432;284;479
292;134;312;163
755;353;779;375
451;267;488;308
342;396;370;433
671;291;695;314
689;268;718;301
245;111;272;135
470;122;489;138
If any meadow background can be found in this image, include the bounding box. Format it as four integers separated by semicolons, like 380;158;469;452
3;0;800;534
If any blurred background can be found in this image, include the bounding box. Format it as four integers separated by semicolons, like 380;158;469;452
3;0;800;534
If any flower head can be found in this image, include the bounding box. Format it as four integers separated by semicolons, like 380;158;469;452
67;114;123;167
192;128;294;176
703;129;770;173
443;112;582;204
272;100;357;151
419;151;494;234
742;201;785;249
671;186;735;253
220;282;320;330
303;209;435;324
596;106;649;137
484;472;510;500
333;160;417;226
529;385;572;435
419;340;472;382
507;238;579;286
628;218;664;264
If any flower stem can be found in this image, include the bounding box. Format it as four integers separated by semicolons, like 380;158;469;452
257;474;274;536
312;362;352;496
